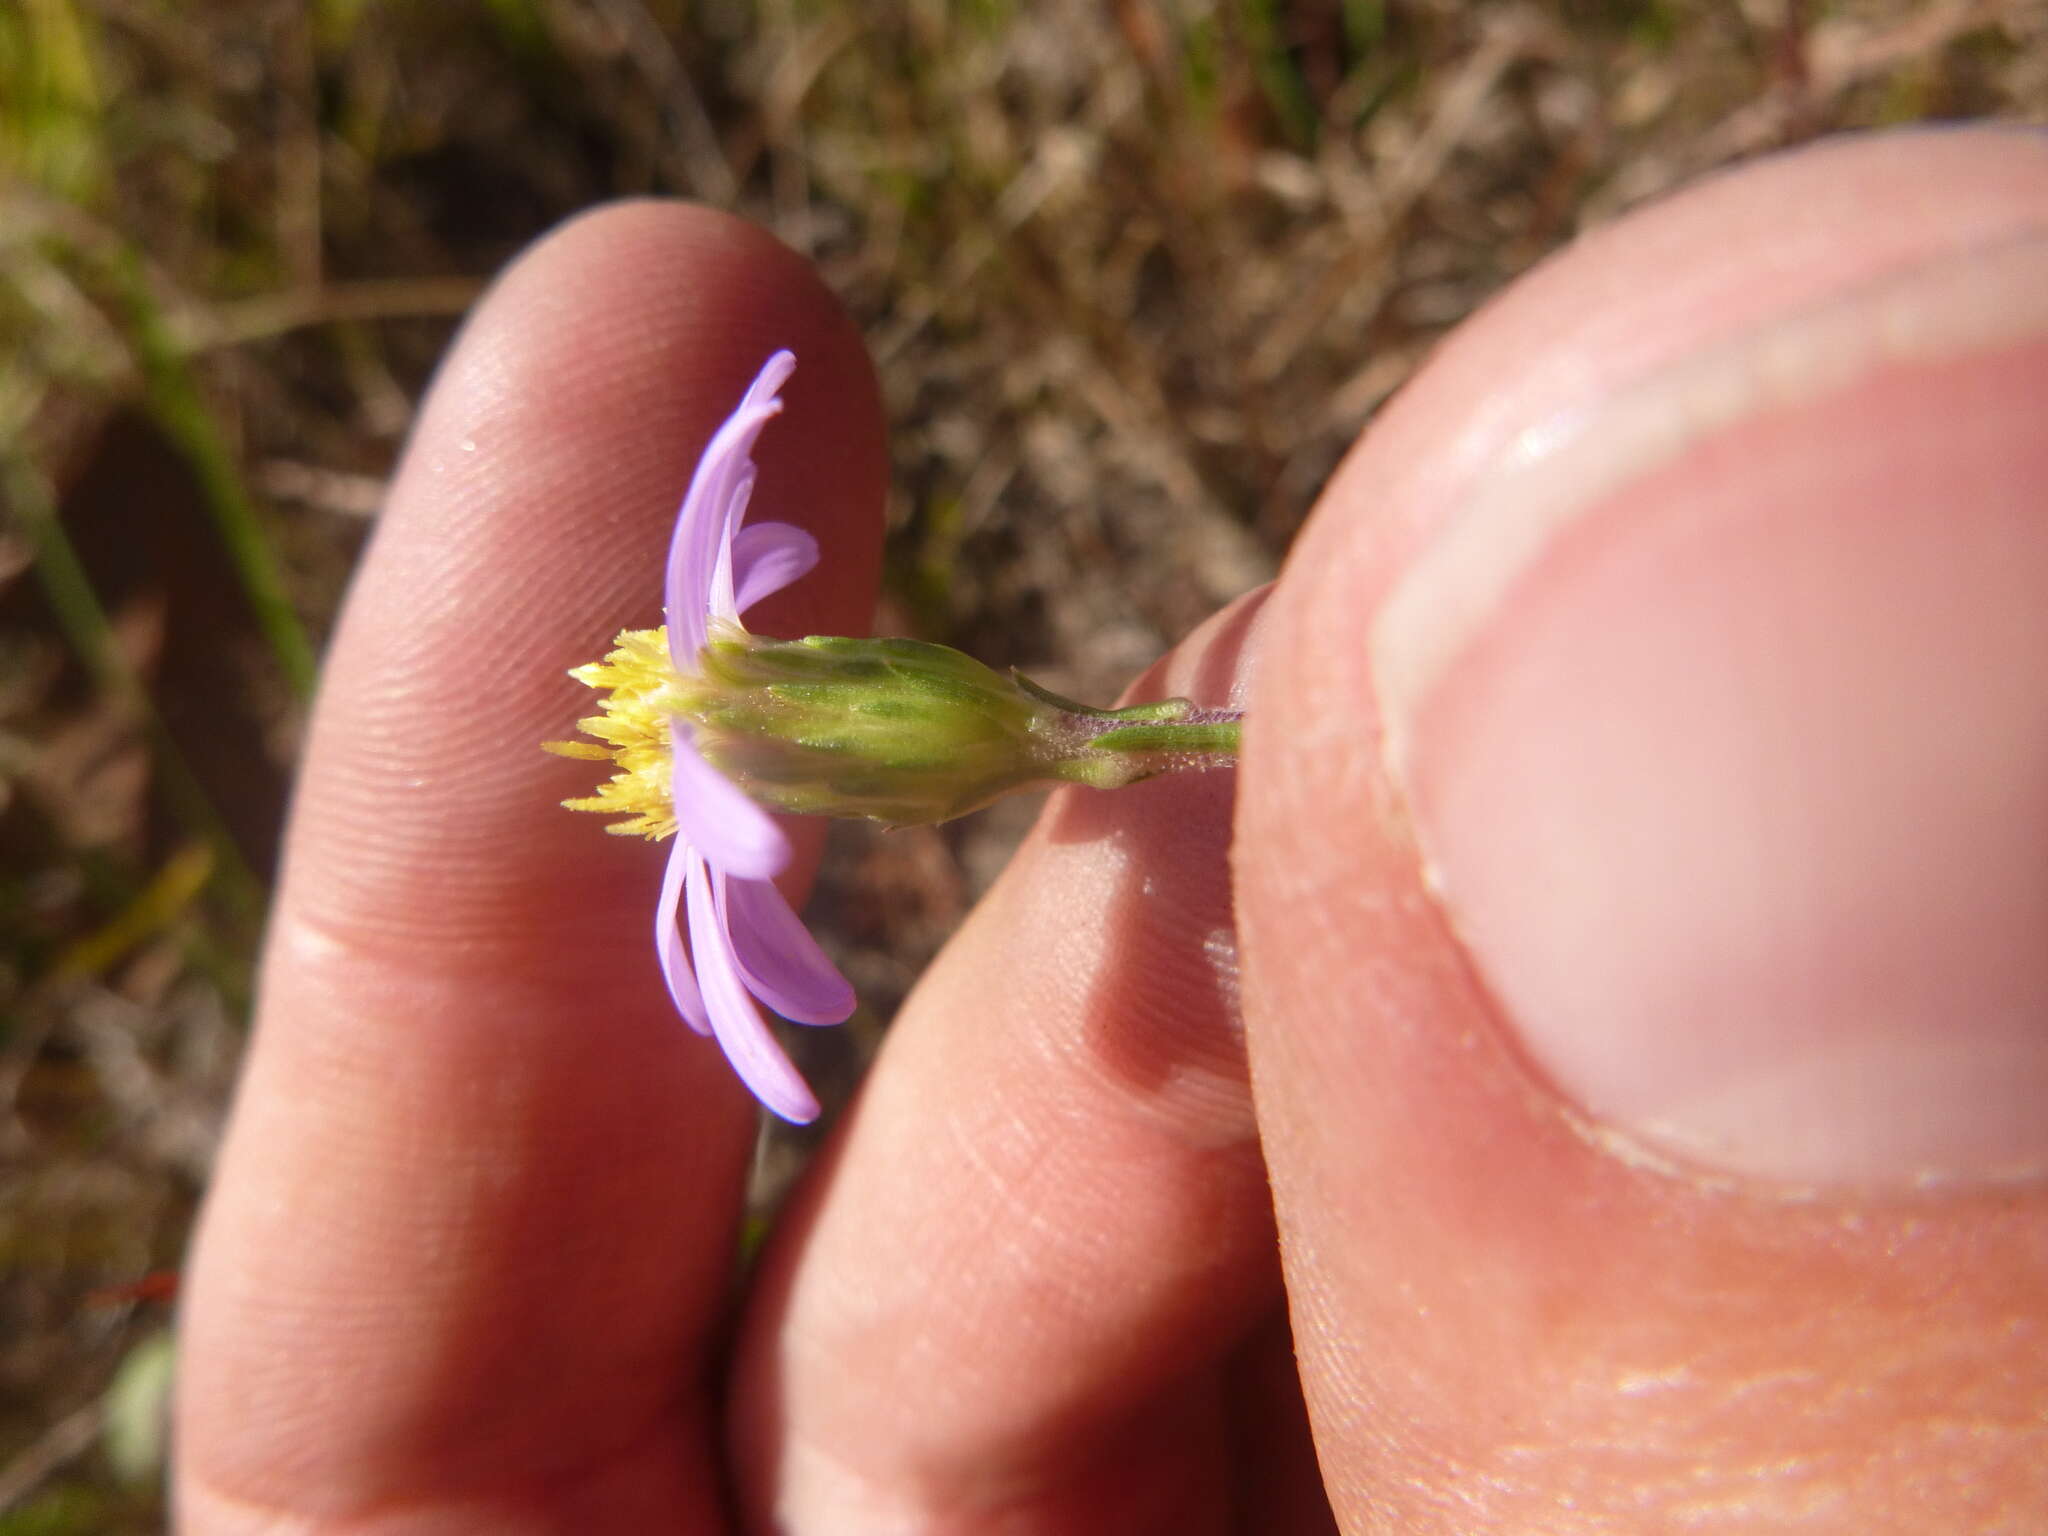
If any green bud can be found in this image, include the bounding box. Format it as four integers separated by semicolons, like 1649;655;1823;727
673;624;1240;826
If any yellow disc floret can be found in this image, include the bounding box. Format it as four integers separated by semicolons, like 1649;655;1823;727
542;626;685;839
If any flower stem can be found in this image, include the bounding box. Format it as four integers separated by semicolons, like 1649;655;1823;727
1085;719;1242;756
1019;674;1243;790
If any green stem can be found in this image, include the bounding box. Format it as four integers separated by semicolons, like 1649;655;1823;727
1085;720;1241;756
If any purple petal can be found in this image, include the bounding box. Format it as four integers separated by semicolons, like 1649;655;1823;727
741;349;797;409
685;848;820;1124
705;467;759;621
669;723;790;881
653;836;712;1036
721;874;857;1025
663;352;797;666
663;408;769;663
729;522;821;614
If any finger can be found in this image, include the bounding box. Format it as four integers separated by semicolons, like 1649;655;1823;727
1238;128;2048;1531
176;204;885;1533
732;593;1331;1533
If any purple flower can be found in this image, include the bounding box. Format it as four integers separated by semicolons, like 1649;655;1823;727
551;351;855;1122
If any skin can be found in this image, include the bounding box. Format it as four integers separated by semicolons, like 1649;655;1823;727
176;127;2048;1533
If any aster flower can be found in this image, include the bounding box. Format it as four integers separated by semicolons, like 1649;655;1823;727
547;351;854;1123
552;351;1244;1123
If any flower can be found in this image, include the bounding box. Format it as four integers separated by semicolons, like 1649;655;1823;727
551;353;1246;1119
547;351;854;1122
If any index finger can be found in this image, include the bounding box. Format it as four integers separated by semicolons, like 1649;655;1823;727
175;204;884;1532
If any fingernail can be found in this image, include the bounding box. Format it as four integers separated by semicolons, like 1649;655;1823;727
1376;236;2048;1186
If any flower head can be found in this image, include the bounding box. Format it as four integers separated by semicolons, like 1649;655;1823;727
547;351;854;1122
552;353;1246;1119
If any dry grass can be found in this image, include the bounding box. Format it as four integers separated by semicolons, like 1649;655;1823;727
2;0;2044;1526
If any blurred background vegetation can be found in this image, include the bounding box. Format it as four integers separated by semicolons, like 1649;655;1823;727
1;0;2043;1527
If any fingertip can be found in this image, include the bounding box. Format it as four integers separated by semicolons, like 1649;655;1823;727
1236;128;2048;1530
291;199;884;957
179;205;885;1528
732;590;1282;1529
1239;126;2048;1163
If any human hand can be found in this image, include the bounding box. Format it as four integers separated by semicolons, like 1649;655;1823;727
175;126;2048;1532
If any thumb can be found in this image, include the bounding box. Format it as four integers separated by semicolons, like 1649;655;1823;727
1237;127;2048;1531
